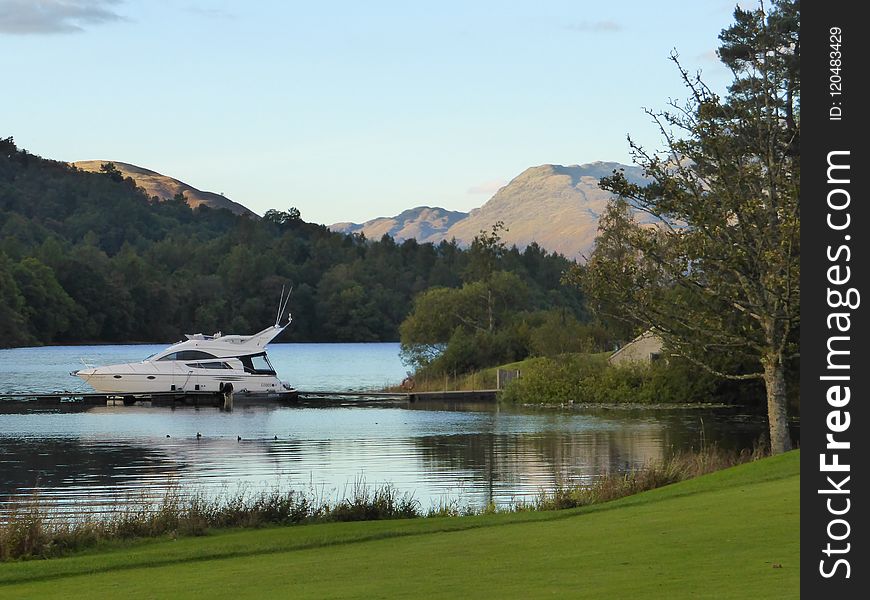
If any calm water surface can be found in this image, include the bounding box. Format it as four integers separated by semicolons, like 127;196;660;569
0;344;768;514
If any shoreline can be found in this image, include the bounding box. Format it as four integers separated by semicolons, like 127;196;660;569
0;451;799;598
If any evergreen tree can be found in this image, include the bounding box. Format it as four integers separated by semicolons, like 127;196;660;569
579;1;799;453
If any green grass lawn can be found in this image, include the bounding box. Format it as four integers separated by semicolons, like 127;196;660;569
0;451;799;599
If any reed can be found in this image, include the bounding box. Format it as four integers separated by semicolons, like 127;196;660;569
325;477;420;522
0;481;419;561
529;443;767;511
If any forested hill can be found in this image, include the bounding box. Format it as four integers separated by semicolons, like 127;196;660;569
72;160;257;218
0;137;584;348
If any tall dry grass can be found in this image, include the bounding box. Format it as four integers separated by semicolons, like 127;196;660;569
0;481;419;561
531;443;767;511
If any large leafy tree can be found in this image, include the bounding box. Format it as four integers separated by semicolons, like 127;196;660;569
0;253;31;347
580;1;799;453
399;270;529;371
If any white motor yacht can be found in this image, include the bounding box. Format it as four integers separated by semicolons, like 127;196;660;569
72;295;294;396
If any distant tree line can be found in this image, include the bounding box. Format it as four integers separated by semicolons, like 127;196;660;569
0;138;586;348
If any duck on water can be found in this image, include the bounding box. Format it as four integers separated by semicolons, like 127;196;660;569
71;292;295;397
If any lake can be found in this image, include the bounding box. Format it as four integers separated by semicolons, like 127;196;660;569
0;343;770;515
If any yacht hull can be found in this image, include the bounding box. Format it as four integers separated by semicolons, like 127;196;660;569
73;368;284;395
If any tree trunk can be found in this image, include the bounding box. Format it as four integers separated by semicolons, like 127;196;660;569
763;355;792;454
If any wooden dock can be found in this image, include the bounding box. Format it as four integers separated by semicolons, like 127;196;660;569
296;391;410;399
408;389;498;402
296;389;498;402
0;390;298;408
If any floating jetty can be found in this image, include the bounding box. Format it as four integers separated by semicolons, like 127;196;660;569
0;388;498;409
0;390;297;409
297;390;498;402
408;390;497;402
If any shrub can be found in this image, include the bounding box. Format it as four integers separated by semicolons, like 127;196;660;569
501;354;721;404
499;354;607;404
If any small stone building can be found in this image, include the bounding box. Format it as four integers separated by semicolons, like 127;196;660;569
608;330;664;366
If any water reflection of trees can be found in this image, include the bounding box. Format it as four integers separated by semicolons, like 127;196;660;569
0;407;776;514
411;409;770;504
413;428;667;504
0;438;174;491
652;409;772;451
0;437;180;512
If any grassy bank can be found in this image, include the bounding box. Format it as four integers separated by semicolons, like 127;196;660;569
0;451;799;598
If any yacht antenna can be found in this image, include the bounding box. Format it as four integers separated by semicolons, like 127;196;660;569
275;285;293;326
275;286;285;326
279;286;293;325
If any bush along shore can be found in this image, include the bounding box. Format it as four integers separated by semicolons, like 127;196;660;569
391;352;767;407
498;354;713;405
0;444;765;561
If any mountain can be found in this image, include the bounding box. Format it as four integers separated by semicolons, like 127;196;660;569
72;160;257;218
444;162;649;260
331;206;469;244
330;162;648;260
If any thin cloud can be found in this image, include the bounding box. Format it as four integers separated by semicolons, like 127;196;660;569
698;49;720;63
186;4;234;19
565;20;622;33
467;180;508;195
696;49;730;75
0;0;125;35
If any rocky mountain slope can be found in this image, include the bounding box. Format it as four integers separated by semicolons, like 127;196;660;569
331;206;469;244
72;160;257;218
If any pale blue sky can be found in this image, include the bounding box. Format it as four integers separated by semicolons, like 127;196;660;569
1;1;739;224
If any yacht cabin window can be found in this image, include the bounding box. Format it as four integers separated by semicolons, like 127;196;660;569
158;350;218;361
240;353;276;375
186;361;233;370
